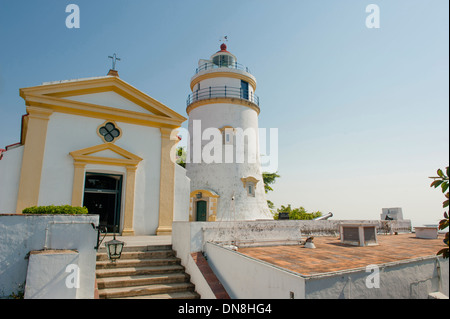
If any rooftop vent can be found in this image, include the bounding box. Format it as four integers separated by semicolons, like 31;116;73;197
340;223;378;247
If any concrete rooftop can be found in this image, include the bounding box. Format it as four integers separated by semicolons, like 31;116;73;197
237;233;447;276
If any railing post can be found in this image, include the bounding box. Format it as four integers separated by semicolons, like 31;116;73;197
209;87;211;99
225;85;226;97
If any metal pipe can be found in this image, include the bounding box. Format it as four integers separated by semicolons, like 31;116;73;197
313;212;333;221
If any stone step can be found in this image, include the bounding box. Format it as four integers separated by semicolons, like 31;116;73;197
96;264;185;278
96;257;181;269
98;244;172;253
98;282;196;299
95;243;199;299
97;273;190;289
116;291;200;299
96;250;175;261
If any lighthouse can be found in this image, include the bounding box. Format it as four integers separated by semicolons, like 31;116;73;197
185;44;272;222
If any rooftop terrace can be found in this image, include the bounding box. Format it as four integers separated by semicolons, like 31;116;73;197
237;233;447;276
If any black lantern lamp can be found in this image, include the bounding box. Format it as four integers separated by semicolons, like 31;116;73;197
105;227;124;262
196;192;202;199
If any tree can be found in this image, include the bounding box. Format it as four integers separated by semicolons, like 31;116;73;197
429;167;449;259
262;172;280;193
262;172;280;211
274;204;322;220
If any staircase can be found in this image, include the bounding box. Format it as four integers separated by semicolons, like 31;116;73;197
96;244;200;299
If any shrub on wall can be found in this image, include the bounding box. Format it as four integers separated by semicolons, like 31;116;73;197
22;205;88;215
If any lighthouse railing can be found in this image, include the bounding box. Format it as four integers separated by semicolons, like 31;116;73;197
187;86;259;107
195;62;251;74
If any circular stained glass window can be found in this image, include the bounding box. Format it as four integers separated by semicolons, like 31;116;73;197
99;122;121;142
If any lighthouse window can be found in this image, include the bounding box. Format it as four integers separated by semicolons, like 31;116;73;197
247;182;255;197
241;80;249;100
241;176;259;197
212;54;235;67
221;126;234;145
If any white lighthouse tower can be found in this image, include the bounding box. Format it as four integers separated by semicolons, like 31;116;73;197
186;44;272;222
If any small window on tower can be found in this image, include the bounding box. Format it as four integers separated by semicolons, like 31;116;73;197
220;126;234;145
247;182;255;197
241;176;259;197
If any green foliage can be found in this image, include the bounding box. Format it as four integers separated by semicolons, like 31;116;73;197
273;204;322;220
262;172;280;193
429;167;449;259
22;205;88;215
8;282;25;299
263;172;280;211
176;146;186;168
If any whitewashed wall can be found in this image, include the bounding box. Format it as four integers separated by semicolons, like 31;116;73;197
173;164;191;222
0;146;23;213
0;214;99;299
304;257;449;299
205;242;306;299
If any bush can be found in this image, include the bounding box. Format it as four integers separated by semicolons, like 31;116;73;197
22;205;88;215
273;204;322;220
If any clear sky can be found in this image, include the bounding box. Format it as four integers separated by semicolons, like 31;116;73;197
0;1;448;227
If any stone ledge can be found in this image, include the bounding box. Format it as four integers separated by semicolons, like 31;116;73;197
191;252;230;299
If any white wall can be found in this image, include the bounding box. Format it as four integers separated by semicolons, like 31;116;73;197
24;250;80;299
0;146;23;213
173;164;190;222
0;214;99;299
205;242;306;299
304;256;448;299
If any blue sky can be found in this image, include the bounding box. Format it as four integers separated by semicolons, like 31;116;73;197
0;1;448;226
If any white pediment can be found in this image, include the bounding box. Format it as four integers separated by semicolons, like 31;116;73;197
90;148;129;159
64;91;155;115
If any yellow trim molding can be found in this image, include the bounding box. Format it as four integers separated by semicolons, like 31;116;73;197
156;128;179;235
219;125;236;133
189;189;220;222
69;143;143;236
16;106;53;213
240;176;260;188
96;120;123;143
19;76;186;130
